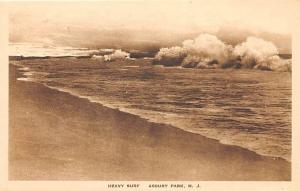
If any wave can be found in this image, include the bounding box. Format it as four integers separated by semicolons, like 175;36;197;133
38;82;292;162
13;61;291;162
92;49;131;61
153;34;292;72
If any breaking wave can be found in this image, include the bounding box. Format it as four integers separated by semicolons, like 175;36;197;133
153;34;291;72
92;49;131;61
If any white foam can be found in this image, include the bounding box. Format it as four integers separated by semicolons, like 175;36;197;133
17;77;30;81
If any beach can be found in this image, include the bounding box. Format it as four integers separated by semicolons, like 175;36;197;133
9;63;291;180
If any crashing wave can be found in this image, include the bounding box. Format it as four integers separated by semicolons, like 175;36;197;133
92;49;131;62
153;34;291;72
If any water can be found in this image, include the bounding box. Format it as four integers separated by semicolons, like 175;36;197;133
12;56;292;162
9;43;99;57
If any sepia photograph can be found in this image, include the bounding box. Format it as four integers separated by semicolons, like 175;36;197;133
2;0;299;185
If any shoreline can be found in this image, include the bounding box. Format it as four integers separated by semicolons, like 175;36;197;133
9;63;291;180
25;83;293;163
13;61;292;162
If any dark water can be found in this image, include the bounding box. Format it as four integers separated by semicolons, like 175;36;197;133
13;57;292;161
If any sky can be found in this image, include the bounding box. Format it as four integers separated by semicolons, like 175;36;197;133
8;0;298;53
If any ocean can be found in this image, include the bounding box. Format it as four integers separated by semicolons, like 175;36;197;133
10;44;292;161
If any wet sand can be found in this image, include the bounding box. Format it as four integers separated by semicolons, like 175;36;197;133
9;63;291;180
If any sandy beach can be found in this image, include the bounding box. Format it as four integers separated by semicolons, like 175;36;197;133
9;63;291;180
